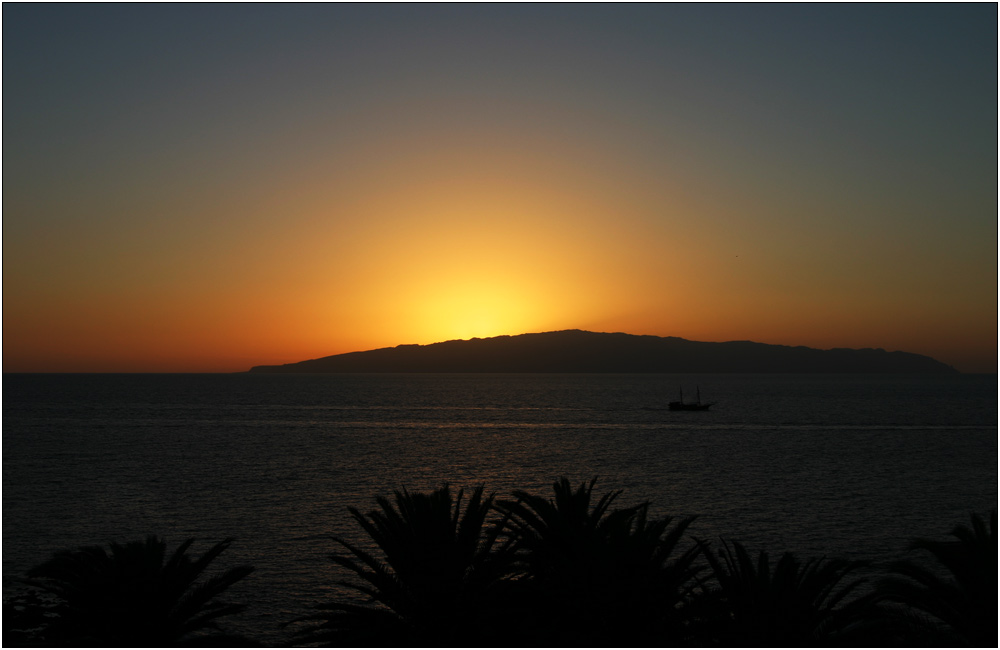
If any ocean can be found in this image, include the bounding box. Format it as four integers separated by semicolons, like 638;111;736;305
3;372;996;644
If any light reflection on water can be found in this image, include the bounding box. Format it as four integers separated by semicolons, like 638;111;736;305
3;372;996;644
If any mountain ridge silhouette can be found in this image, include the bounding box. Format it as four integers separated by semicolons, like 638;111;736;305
248;330;956;373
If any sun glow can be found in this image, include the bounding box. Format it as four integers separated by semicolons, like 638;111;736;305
406;276;548;342
4;3;995;373
299;153;644;349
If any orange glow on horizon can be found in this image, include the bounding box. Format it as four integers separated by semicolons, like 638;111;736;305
4;5;995;374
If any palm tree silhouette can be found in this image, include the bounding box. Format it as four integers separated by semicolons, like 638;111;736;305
495;477;702;646
292;484;514;646
689;538;869;647
7;536;254;647
874;510;997;646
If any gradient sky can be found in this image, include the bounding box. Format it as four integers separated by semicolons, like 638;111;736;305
4;4;996;372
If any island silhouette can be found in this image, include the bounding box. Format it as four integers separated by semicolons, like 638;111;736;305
248;330;956;373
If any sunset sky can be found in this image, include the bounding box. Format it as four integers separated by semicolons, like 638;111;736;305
4;4;996;372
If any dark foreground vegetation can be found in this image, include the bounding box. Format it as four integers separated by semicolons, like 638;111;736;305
4;478;995;647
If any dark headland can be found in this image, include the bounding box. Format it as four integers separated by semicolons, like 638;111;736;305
248;330;956;373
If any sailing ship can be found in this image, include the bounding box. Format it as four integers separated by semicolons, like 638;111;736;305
668;386;713;411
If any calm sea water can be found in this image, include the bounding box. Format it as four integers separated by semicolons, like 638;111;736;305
3;373;996;644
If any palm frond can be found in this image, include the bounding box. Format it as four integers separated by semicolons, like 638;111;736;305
876;510;997;646
494;477;706;645
14;537;252;646
295;483;515;646
692;538;868;646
